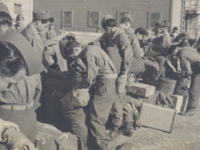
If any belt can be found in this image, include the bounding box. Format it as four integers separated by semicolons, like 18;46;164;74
96;73;117;79
0;101;34;111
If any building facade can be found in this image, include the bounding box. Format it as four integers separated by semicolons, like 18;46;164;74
0;0;33;26
34;0;182;33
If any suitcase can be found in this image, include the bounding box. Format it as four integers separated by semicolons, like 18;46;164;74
171;95;188;113
156;77;177;95
139;102;176;133
127;83;155;97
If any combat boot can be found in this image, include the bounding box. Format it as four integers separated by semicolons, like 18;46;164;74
179;108;195;117
120;122;134;137
108;126;119;141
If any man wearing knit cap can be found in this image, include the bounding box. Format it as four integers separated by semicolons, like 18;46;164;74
119;13;135;36
14;13;25;32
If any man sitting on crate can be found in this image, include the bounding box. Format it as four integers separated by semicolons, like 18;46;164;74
143;20;172;78
62;36;118;150
168;44;200;116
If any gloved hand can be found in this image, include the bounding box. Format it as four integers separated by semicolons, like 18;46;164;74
0;119;20;141
2;128;38;150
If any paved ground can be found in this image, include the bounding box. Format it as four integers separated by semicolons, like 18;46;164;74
109;107;200;150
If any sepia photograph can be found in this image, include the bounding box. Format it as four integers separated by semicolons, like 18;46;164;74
0;0;200;149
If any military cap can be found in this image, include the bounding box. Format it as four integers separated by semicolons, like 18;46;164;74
101;14;116;28
123;13;133;25
155;20;170;28
16;13;24;21
0;2;9;14
0;29;42;76
33;10;51;20
66;33;76;41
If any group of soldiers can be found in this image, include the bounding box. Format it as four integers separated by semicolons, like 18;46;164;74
0;4;200;150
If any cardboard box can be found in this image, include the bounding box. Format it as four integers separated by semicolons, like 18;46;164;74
139;102;176;133
128;83;155;97
170;95;184;113
170;95;188;113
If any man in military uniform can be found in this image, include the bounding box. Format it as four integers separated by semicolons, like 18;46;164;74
119;13;135;36
14;13;25;32
46;24;57;39
98;14;134;139
64;39;117;150
21;10;52;58
21;10;54;111
0;29;42;150
168;45;200;116
119;14;146;75
144;20;172;57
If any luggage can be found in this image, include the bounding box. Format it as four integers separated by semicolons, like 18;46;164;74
170;95;188;113
139;102;176;133
156;77;177;95
127;83;155;97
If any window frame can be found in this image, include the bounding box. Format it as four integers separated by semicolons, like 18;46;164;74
148;11;162;28
87;10;101;28
14;3;22;14
61;10;73;27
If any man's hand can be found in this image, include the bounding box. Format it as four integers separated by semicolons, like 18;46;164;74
2;128;38;150
0;119;20;141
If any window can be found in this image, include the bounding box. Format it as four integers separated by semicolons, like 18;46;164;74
14;3;22;14
116;11;130;24
88;11;100;28
148;11;162;28
61;10;73;27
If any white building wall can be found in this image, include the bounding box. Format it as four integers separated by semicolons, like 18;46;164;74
171;0;182;32
1;0;33;26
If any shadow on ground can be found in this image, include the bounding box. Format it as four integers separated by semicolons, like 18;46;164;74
109;108;200;150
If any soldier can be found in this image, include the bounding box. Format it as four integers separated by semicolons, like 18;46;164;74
144;20;171;57
21;10;54;111
46;23;57;39
168;45;200;116
119;13;135;36
64;39;117;150
98;14;134;140
60;25;66;35
14;13;25;32
0;29;41;150
119;14;146;75
21;10;52;58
